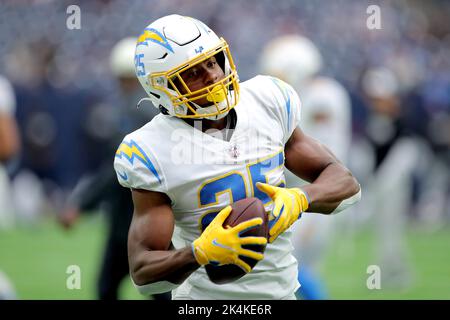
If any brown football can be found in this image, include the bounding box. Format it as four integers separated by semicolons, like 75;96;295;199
205;197;269;284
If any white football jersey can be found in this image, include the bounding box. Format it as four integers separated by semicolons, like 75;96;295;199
296;77;351;162
114;75;302;299
0;75;16;227
0;75;15;115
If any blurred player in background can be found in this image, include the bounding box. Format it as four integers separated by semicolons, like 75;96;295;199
0;75;20;228
361;67;417;288
260;35;352;299
0;74;20;299
8;39;105;225
114;14;361;300
59;38;168;300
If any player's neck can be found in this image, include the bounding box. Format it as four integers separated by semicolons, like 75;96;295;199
183;109;236;133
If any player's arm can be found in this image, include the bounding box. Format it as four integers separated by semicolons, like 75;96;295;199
0;76;20;163
0;112;19;162
128;188;267;294
257;127;360;243
284;127;360;214
128;188;199;293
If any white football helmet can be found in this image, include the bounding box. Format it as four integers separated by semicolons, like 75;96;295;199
259;35;323;87
134;14;240;120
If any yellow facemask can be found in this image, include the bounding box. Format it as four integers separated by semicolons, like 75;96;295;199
149;39;240;119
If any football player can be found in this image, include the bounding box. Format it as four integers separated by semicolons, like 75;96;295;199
114;14;361;300
259;35;353;299
0;74;19;299
0;74;20;228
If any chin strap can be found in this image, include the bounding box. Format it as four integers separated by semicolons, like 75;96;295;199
206;84;227;103
195;87;235;120
139;86;234;120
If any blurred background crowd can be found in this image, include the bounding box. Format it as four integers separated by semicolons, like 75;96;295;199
0;0;449;299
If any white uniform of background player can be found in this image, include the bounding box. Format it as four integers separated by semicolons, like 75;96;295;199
362;67;415;288
259;35;352;298
0;75;18;299
0;75;17;229
114;74;303;299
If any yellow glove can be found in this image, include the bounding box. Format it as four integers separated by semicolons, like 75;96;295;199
256;182;310;243
192;206;268;273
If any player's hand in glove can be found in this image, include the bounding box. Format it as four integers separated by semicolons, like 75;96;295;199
192;205;268;273
256;182;310;243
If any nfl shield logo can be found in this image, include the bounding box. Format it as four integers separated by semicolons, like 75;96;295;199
228;144;239;158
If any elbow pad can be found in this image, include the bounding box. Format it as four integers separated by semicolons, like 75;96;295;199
131;276;179;295
330;187;361;215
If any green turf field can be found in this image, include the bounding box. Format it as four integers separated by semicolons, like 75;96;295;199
0;215;143;300
322;223;450;299
0;215;449;299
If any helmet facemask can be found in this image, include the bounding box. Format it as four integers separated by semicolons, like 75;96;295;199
149;39;240;120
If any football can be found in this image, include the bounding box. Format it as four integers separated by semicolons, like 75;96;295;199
205;197;269;284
